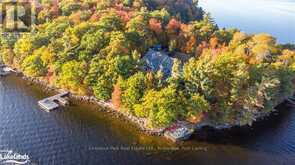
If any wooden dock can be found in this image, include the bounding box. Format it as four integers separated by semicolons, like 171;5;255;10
38;92;70;112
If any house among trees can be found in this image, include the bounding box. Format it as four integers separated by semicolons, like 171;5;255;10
143;46;175;77
143;45;191;78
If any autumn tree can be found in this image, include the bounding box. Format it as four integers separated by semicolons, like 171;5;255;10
112;80;122;109
149;18;163;33
121;72;146;112
21;54;47;77
58;60;88;94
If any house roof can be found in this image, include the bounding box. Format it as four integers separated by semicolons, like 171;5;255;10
142;49;175;76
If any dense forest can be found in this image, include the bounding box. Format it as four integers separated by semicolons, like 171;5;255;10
1;0;295;128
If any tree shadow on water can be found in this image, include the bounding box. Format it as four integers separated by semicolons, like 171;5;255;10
190;102;295;148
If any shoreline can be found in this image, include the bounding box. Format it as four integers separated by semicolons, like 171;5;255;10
5;70;291;139
21;75;165;136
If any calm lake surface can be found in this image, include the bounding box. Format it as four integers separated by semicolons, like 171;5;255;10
199;0;295;43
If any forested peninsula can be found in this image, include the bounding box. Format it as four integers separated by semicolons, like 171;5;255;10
1;0;295;130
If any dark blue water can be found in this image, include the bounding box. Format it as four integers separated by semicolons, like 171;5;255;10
200;0;295;43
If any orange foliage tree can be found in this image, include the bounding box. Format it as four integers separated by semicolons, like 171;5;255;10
112;82;122;109
166;18;181;33
149;18;163;33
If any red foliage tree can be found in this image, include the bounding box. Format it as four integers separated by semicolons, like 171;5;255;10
149;18;163;33
49;0;59;17
89;13;100;22
116;10;131;23
166;18;181;31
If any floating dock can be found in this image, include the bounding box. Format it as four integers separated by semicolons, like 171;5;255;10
38;92;70;112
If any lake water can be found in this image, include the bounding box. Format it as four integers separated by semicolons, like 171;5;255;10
199;0;295;43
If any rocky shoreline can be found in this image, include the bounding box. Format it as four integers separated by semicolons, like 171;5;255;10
8;71;291;139
21;75;165;136
194;99;287;131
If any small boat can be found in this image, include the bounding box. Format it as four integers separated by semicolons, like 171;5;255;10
0;69;9;76
164;122;194;142
0;66;14;77
285;97;295;108
2;67;14;72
